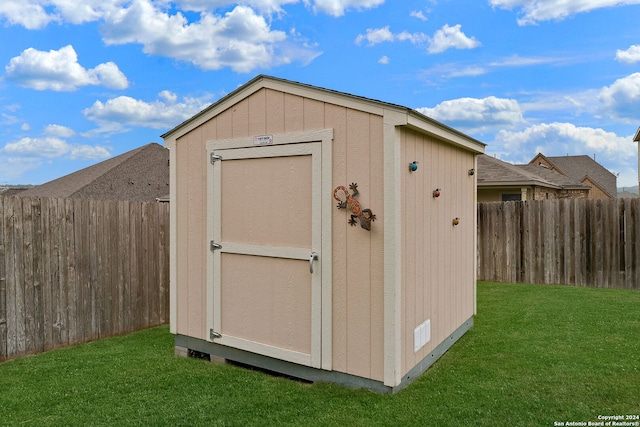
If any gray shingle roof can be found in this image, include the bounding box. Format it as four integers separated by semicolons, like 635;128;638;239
477;154;589;189
532;155;617;197
18;143;169;201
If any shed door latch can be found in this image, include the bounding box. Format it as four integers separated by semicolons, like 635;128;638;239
210;153;223;164
210;241;222;251
210;329;221;340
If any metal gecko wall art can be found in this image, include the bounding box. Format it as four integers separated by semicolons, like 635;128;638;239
333;183;376;231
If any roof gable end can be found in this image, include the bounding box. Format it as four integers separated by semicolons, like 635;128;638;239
162;75;485;154
18;143;169;201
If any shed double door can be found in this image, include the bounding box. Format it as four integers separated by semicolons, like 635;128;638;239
210;142;322;368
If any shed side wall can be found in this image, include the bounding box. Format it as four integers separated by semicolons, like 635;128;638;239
174;127;208;339
173;88;385;381
400;128;476;376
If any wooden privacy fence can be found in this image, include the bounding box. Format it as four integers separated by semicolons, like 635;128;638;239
478;198;640;289
0;196;170;361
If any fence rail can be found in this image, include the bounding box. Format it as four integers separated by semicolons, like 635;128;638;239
478;198;640;289
0;196;170;361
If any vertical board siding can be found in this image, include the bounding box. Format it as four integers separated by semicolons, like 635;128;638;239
326;103;348;373
400;130;477;377
174;128;208;339
0;196;170;362
174;88;386;380
478;198;640;289
344;108;373;380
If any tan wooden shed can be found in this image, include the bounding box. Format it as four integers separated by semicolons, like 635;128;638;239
162;75;485;393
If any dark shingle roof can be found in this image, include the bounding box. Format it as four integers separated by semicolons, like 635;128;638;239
533;155;617;197
19;143;169;201
477;154;589;189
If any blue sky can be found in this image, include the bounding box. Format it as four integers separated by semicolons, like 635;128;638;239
1;0;639;187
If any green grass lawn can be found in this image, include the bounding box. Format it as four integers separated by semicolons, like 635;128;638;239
1;282;639;426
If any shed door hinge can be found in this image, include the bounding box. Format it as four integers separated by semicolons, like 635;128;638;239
210;241;222;252
210;329;221;340
210;153;222;164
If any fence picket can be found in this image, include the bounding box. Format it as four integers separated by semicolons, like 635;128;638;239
0;196;6;361
0;196;170;361
478;199;640;289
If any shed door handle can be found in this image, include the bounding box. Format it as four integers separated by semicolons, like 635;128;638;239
309;252;318;274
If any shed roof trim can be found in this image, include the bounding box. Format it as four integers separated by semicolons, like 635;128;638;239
161;75;485;154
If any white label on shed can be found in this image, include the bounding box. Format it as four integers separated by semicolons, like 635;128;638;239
253;135;273;145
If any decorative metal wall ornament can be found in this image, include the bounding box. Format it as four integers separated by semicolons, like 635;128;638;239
409;161;419;172
333;183;376;231
452;217;460;226
433;188;441;198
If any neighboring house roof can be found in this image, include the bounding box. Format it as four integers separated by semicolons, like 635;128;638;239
161;74;486;155
633;127;640;142
0;186;32;196
19;143;169;201
618;191;638;198
529;153;617;198
477;154;589;190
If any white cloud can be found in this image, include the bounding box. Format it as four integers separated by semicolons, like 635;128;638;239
5;45;129;91
1;1;320;72
44;124;76;138
0;0;123;29
355;24;479;54
175;0;298;14
492;123;635;169
82;91;211;132
417;96;524;133
378;55;389;64
46;0;117;24
355;26;395;45
410;10;428;21
489;0;640;25
92;62;129;90
68;144;111;160
517;89;600;117
0;0;384;29
428;24;480;54
3;137;71;158
599;72;640;122
2;137;110;160
1;1;321;72
100;2;316;73
159;90;178;103
489;54;562;67
312;0;385;17
0;0;58;29
615;45;640;64
419;63;488;80
448;66;487;78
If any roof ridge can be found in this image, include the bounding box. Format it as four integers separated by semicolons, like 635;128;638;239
19;143;160;199
68;143;158;197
